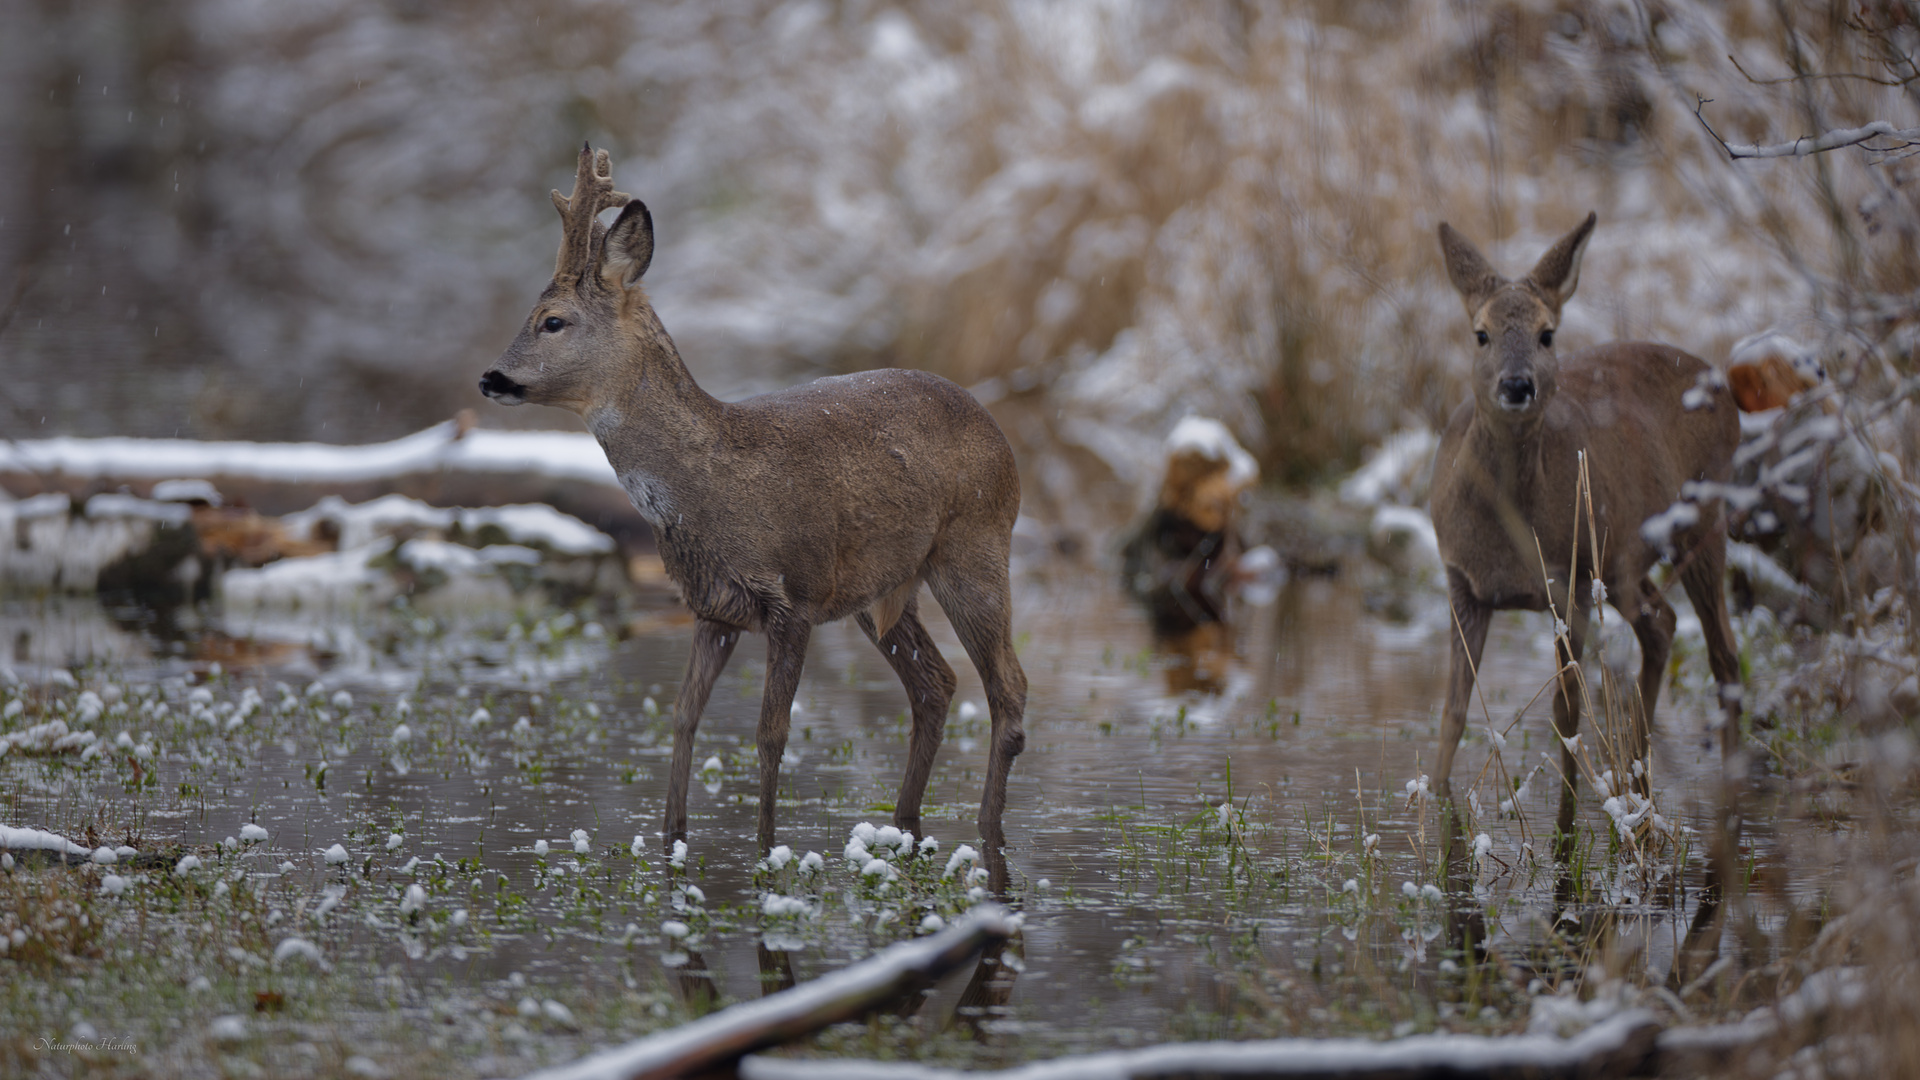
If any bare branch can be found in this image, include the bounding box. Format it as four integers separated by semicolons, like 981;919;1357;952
1730;52;1918;88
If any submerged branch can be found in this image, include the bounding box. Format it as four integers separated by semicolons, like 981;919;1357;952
517;906;1017;1080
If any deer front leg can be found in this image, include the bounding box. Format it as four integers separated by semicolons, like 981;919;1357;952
665;619;740;853
1551;601;1591;851
1434;569;1490;802
756;619;812;853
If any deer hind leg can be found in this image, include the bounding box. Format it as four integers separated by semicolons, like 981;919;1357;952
926;543;1028;881
666;618;741;853
855;594;957;844
1434;568;1490;802
1679;536;1743;760
1675;530;1745;987
1621;579;1676;795
755;618;813;854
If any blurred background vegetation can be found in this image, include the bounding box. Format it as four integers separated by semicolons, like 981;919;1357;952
1;0;1914;517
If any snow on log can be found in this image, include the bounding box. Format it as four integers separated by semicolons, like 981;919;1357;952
739;1009;1660;1080
0;420;615;489
0;825;92;858
517;906;1017;1080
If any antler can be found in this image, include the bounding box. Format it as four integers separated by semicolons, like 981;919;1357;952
551;142;633;281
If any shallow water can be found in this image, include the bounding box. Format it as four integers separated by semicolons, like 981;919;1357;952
0;566;1836;1066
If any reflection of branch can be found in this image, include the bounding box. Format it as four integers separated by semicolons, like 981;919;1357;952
1693;98;1920;159
0;265;54;462
0;264;33;340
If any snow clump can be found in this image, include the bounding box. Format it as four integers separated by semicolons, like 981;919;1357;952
944;844;980;878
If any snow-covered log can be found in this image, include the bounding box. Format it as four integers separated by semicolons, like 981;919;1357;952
738;1009;1660;1080
0;420;614;489
732;966;1880;1080
0;825;92;859
516;906;1017;1080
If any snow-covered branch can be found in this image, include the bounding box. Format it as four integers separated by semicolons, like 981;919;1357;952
1695;103;1920;159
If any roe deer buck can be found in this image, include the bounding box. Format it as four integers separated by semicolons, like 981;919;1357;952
1428;213;1742;824
480;145;1028;875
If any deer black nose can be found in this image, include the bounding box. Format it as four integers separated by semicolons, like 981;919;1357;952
479;370;527;400
1497;376;1535;410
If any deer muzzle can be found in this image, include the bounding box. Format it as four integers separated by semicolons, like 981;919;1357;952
478;369;529;405
1496;375;1536;411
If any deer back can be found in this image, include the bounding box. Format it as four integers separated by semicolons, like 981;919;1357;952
621;368;1020;631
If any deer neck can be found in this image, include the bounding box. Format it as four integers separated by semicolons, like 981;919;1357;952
1465;410;1550;517
584;331;724;531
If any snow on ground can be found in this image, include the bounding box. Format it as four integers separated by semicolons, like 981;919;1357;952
0;493;187;592
1340;428;1439;510
1164;417;1259;488
282;493;615;556
2;436;622;608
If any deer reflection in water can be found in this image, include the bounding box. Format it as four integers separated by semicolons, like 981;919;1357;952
1121;417;1279;694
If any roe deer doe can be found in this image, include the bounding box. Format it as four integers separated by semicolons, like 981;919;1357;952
480;145;1028;875
1428;213;1742;824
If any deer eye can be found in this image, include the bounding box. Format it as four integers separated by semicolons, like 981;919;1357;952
1475;330;1489;347
540;316;566;334
1539;329;1554;348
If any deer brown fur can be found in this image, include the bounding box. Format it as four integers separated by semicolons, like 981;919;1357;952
1429;213;1742;827
481;145;1028;875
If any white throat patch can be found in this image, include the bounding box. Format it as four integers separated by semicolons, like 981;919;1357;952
618;469;674;527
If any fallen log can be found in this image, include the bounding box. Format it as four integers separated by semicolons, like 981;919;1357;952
735;966;1878;1080
515;906;1017;1080
0;418;654;555
737;1010;1661;1080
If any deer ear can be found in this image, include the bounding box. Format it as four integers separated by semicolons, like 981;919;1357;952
1527;211;1596;313
602;199;654;288
1438;223;1500;315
